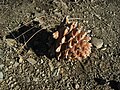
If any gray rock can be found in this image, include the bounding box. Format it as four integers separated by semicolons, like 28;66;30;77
0;72;3;81
91;37;103;49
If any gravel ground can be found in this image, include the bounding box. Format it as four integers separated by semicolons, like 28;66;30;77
0;0;120;90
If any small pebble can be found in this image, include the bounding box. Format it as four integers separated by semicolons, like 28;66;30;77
41;59;44;64
26;77;30;83
33;77;39;82
14;62;19;67
0;49;3;59
53;69;58;76
49;61;54;72
27;58;37;65
0;72;3;81
101;48;106;51
27;49;33;54
6;39;17;46
19;55;23;63
5;68;8;72
15;85;20;90
57;67;61;76
75;83;79;89
0;64;4;69
91;37;103;49
60;0;68;10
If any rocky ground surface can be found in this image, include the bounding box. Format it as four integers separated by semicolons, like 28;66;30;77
0;0;120;90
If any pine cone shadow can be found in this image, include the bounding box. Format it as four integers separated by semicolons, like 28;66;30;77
94;78;120;90
6;21;53;58
109;80;120;90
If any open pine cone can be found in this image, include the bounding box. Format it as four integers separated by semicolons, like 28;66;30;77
52;16;92;60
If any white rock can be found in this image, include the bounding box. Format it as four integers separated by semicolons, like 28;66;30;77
14;62;19;67
19;55;23;63
0;64;4;69
0;72;3;81
6;39;17;46
91;37;103;49
48;61;54;72
75;83;79;89
27;58;37;65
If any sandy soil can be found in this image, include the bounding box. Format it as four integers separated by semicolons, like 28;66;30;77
0;0;120;90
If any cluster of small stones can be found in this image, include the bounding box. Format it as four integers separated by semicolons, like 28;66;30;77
52;16;92;60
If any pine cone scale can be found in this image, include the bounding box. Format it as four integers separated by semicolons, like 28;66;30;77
52;16;92;60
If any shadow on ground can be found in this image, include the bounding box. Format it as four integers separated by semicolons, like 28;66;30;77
94;78;120;90
6;21;54;58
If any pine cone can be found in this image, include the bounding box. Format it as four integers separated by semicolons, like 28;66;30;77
52;16;92;60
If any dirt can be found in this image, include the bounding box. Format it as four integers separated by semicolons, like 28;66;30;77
0;0;120;90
